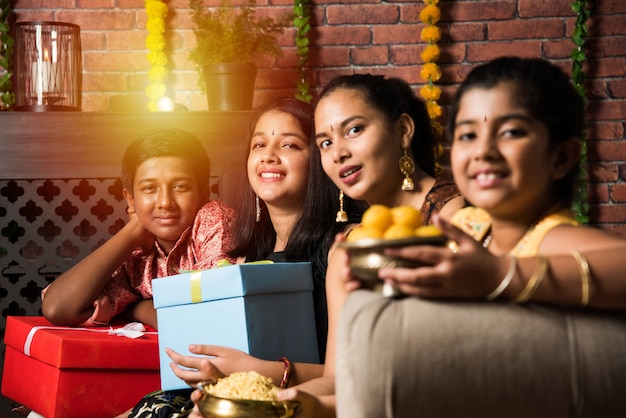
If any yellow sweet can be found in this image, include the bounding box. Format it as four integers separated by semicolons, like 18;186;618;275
414;224;443;237
383;224;415;240
391;205;422;228
351;204;444;242
346;226;385;242
360;204;393;232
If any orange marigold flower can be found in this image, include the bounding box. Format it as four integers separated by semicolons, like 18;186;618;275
426;101;443;119
420;62;442;83
421;44;440;63
420;25;442;43
420;84;441;102
419;4;441;25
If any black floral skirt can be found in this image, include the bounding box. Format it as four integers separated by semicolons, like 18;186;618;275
128;389;194;418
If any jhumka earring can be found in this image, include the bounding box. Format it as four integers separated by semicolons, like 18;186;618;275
255;195;261;222
336;191;348;223
399;148;415;191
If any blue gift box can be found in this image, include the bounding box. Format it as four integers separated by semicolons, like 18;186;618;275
152;262;320;390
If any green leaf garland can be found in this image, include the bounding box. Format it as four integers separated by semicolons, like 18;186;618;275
570;0;590;223
293;0;312;103
0;0;15;110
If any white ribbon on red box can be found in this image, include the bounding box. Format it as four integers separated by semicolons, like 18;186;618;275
23;322;157;356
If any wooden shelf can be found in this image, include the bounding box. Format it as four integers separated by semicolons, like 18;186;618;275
0;111;255;180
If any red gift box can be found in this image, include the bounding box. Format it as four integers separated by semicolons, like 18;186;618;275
2;316;160;418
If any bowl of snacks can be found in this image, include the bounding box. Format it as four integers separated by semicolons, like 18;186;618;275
338;205;448;284
197;372;298;418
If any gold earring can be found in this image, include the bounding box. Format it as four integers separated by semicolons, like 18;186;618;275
399;148;415;191
255;195;261;222
336;191;348;223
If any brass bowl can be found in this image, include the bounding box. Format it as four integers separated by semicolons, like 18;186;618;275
196;382;298;418
338;235;448;282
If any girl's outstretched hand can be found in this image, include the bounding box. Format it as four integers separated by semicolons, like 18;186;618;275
166;346;225;387
167;344;268;387
377;215;508;299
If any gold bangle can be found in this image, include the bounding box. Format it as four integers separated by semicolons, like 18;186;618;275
571;251;591;306
512;255;549;304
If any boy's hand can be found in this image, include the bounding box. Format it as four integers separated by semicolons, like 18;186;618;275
126;207;155;252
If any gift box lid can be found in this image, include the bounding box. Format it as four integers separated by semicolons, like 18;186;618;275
4;316;159;370
152;262;313;309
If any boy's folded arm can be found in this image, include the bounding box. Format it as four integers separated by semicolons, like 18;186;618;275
41;223;144;326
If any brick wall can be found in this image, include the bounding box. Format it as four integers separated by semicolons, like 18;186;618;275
10;0;626;236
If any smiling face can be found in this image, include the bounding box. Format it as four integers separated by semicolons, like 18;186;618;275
450;83;572;223
247;110;311;214
125;156;204;253
314;87;406;206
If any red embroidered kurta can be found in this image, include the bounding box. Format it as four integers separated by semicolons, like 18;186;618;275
43;200;236;325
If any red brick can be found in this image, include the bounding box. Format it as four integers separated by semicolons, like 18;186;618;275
443;1;517;22
400;3;422;24
596;0;626;14
587;121;625;141
589;203;626;223
309;46;351;67
518;0;574;18
327;5;399;25
488;19;566;40
315;26;372;46
588;15;626;37
83;73;130;92
587;99;626;121
590;140;626;162
80;32;107;51
118;0;144;8
544;39;578;60
257;68;298;89
389;45;421;66
590;183;609;203
609;79;626;98
353;46;389;66
449;23;487;42
14;11;55;22
83;51;149;71
56;10;137;30
586;37;626;59
466;41;542;62
373;24;422;45
610;184;626;202
588;163;619;182
107;31;146;50
14;0;74;7
585;79;609;100
77;0;115;8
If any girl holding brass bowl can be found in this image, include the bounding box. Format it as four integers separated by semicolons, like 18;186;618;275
183;75;465;417
123;97;365;418
334;57;626;417
265;74;466;417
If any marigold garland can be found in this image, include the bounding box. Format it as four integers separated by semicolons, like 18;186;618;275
145;0;168;111
419;0;442;132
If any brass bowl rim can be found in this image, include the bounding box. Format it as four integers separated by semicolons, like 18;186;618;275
338;235;447;250
197;381;299;410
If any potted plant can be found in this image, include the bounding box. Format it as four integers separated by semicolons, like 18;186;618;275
189;0;289;110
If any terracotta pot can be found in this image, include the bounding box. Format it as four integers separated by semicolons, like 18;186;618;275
202;62;257;111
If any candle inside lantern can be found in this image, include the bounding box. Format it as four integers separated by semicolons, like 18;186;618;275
32;48;59;95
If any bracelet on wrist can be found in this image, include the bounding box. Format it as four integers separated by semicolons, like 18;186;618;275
485;256;517;301
277;357;292;388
